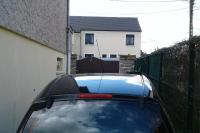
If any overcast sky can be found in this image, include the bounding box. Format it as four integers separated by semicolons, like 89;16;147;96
70;0;200;53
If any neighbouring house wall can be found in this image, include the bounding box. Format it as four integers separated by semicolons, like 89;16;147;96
72;33;81;58
0;0;67;53
79;31;141;58
0;28;66;133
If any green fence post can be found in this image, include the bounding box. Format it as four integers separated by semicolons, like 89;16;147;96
187;38;195;133
158;53;163;92
147;56;150;76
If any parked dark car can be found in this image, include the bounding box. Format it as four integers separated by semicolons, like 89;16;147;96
17;74;174;133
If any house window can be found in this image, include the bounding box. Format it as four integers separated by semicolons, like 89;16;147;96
102;54;107;58
57;57;63;71
110;54;117;58
85;33;94;44
85;54;94;58
126;34;135;45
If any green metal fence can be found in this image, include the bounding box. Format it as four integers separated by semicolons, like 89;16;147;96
134;53;163;91
133;37;200;133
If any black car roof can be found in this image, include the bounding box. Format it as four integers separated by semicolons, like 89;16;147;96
36;75;79;99
36;73;153;100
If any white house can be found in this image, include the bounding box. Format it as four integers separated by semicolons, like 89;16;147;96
70;16;142;60
0;0;68;132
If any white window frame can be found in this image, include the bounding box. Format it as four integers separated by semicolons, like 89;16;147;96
85;33;94;45
57;57;63;71
126;34;135;46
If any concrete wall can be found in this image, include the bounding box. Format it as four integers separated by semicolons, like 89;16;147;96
72;31;141;59
71;54;78;74
0;0;67;53
0;28;66;132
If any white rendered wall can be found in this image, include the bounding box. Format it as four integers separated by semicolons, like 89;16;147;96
0;28;66;133
72;33;81;58
72;31;141;58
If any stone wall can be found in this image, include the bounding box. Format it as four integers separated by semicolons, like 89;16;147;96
119;55;136;73
71;54;136;74
71;54;77;74
0;0;67;53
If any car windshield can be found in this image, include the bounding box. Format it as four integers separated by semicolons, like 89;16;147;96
23;100;161;133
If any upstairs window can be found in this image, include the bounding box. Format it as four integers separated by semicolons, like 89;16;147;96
85;33;94;44
85;54;94;58
126;35;135;45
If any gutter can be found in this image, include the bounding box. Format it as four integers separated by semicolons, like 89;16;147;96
66;0;70;74
79;32;82;59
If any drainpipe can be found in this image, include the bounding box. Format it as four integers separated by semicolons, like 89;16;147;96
79;32;82;59
66;0;70;74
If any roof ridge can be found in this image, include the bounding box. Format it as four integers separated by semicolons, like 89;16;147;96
70;16;138;19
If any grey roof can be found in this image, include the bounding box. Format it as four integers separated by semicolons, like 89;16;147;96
70;16;142;33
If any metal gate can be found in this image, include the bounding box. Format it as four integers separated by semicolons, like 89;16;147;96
76;57;119;73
